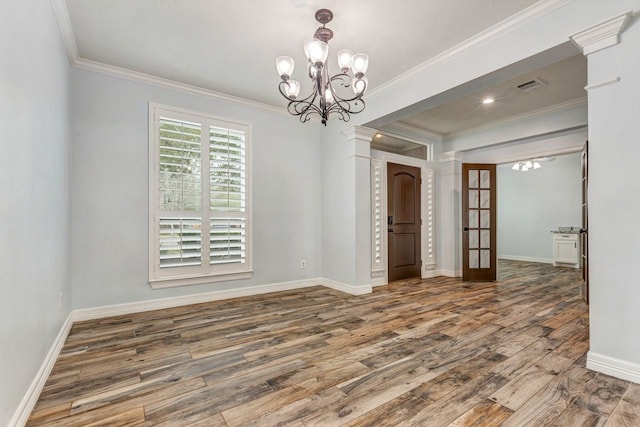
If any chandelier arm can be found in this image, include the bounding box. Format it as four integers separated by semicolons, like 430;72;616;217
327;104;350;122
279;81;324;119
278;81;317;105
329;73;351;88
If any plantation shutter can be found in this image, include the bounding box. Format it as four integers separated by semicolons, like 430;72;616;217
209;126;247;267
158;117;203;269
150;105;251;283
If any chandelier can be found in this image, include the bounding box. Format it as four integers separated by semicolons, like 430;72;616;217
275;9;369;125
512;160;541;172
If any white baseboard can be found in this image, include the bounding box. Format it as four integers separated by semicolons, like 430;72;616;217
422;269;443;279
499;255;554;264
320;278;372;295
72;278;322;322
586;351;640;384
9;314;74;427
439;269;461;278
371;270;386;287
371;276;386;287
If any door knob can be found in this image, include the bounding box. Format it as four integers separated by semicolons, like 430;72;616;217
463;227;469;232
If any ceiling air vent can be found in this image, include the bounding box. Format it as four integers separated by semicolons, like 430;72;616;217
515;78;546;92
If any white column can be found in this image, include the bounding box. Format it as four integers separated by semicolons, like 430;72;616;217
342;126;377;286
438;151;462;277
570;10;640;382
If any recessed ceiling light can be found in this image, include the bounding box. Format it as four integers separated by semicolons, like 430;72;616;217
375;133;383;138
482;98;495;104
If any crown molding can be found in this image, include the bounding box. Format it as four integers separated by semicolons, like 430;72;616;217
367;0;574;100
341;125;378;142
570;10;633;56
445;96;587;141
74;58;290;116
50;0;294;118
439;151;463;163
478;143;584;166
584;77;621;91
381;122;443;144
50;0;79;64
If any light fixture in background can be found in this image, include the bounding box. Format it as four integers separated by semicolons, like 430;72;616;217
512;159;542;172
482;97;495;104
276;9;369;125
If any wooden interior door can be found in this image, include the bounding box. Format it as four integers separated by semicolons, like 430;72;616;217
387;162;421;282
462;163;497;281
581;141;589;303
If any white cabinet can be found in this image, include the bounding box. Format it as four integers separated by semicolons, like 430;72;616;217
553;233;580;268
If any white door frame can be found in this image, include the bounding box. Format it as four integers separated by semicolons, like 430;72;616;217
371;149;436;285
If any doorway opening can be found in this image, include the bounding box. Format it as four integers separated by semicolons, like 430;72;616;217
387;162;422;282
494;149;587;301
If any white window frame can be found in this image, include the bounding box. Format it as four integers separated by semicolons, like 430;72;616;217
148;103;253;288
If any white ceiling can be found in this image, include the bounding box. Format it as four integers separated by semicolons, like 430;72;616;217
398;54;587;136
64;0;586;136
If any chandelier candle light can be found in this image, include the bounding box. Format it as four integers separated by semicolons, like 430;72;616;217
276;8;369;125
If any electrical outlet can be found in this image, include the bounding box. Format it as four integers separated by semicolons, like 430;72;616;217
300;259;307;269
59;292;63;309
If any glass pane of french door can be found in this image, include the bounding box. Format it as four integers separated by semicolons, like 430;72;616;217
462;164;496;281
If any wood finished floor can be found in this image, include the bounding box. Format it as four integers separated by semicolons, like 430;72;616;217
28;261;640;426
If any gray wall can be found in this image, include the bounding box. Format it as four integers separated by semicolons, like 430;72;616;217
70;69;323;309
497;153;582;262
0;2;72;424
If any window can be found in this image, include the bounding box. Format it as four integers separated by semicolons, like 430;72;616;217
149;104;252;288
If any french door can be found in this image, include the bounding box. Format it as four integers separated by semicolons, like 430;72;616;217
462;164;496;281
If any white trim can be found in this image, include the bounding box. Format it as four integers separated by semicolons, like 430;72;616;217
371;150;428;168
149;271;254;289
9;314;73;427
439;269;461;278
341;126;377;142
422;269;444;279
320;278;373;296
498;255;554;264
371;276;387;287
373;130;436;161
587;351;640;384
439;151;463;163
380;122;443;144
446;97;588;142
75;58;289;116
371;159;385;274
72;279;323;322
570;11;633;56
49;0;79;64
148;103;253;286
367;0;574;99
369;150;435;284
585;77;621;91
490;143;585;166
49;2;290;116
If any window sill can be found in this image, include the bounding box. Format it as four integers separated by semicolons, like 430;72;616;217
149;270;254;289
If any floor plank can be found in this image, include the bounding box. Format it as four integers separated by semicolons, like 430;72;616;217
26;260;633;426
